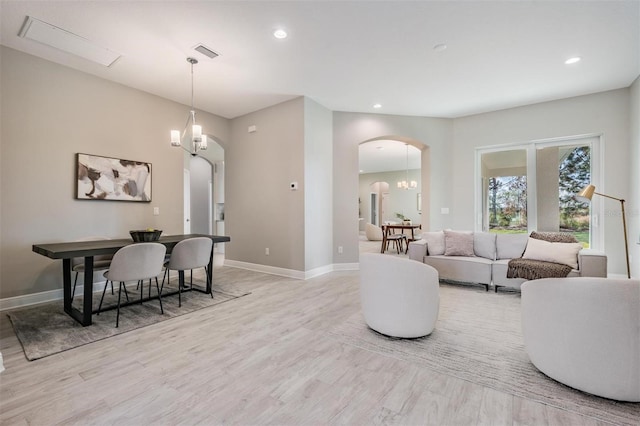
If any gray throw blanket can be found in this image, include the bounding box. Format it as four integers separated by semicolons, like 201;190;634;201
507;258;573;280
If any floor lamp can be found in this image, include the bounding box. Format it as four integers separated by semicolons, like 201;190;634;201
576;184;630;279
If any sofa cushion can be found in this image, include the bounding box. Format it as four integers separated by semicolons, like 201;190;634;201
496;233;529;259
474;232;497;260
444;230;474;256
522;237;582;269
423;231;445;255
424;255;492;285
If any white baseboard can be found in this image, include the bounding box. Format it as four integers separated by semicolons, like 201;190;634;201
1;262;362;311
332;262;360;271
223;260;360;280
0;280;110;312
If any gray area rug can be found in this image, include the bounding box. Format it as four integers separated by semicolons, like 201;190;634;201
329;284;640;426
8;280;250;361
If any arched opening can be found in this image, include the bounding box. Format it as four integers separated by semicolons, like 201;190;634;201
358;137;429;253
184;135;225;257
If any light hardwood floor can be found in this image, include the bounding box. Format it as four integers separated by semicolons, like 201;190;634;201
0;260;608;425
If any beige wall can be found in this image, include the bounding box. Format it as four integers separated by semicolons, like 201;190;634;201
452;89;631;275
226;97;306;271
1;46;637;302
332;112;453;264
629;76;639;278
0;47;229;298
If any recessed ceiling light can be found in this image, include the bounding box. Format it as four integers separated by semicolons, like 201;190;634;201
433;43;447;52
373;103;382;109
273;29;287;39
565;56;581;65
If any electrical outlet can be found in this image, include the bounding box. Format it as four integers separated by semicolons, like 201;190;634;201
153;207;160;216
265;248;270;255
338;246;343;254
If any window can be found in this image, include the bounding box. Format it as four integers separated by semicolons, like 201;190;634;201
476;136;600;248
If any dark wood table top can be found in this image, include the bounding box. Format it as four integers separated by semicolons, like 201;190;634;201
33;234;230;259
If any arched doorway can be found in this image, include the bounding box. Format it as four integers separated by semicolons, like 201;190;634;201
358;138;426;230
184;136;225;241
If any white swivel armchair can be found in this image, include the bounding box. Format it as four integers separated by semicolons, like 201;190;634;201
522;277;640;401
360;253;440;338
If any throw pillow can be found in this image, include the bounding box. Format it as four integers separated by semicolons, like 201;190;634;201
444;230;475;256
422;231;445;255
530;231;578;243
474;232;497;260
522;237;582;269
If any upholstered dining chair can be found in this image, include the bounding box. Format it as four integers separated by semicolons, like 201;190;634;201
71;236;113;301
98;242;166;327
161;237;213;307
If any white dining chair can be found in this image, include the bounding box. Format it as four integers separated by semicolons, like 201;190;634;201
161;237;213;307
98;242;167;327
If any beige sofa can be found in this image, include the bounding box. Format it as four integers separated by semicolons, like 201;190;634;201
408;231;607;291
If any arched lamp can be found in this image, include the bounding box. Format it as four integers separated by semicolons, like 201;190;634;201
576;184;630;278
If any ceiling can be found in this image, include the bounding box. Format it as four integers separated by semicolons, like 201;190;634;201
1;1;638;172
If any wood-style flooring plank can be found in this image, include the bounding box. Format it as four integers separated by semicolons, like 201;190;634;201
0;264;625;425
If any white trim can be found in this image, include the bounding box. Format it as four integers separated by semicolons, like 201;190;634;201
224;259;306;279
2;263;364;310
223;260;360;280
0;280;110;312
304;264;335;279
332;262;360;271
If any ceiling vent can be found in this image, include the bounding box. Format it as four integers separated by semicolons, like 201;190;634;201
18;16;121;67
193;44;219;59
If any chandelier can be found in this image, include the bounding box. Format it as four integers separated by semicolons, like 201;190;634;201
397;143;417;189
170;57;207;155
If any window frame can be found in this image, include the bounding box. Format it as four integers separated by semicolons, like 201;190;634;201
475;134;602;250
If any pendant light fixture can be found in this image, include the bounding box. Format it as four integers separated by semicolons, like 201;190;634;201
397;143;417;190
170;57;208;155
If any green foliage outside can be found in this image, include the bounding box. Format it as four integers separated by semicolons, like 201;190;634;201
487;146;591;248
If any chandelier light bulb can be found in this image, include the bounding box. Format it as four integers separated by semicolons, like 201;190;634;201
192;124;202;142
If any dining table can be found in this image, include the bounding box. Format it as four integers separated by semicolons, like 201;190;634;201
32;233;230;326
380;223;422;254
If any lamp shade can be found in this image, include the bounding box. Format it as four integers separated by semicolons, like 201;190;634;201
576;184;595;202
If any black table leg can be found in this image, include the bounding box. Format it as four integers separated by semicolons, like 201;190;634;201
63;258;72;310
206;246;214;294
62;257;93;326
82;256;94;325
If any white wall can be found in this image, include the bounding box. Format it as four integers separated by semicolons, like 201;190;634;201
304;98;333;271
332;112;453;264
0;47;229;298
189;156;213;235
629;76;639;278
452;89;631;275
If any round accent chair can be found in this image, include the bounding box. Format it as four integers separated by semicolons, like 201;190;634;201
360;253;440;338
521;277;640;402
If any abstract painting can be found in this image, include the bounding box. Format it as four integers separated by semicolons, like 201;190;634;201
76;153;152;202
